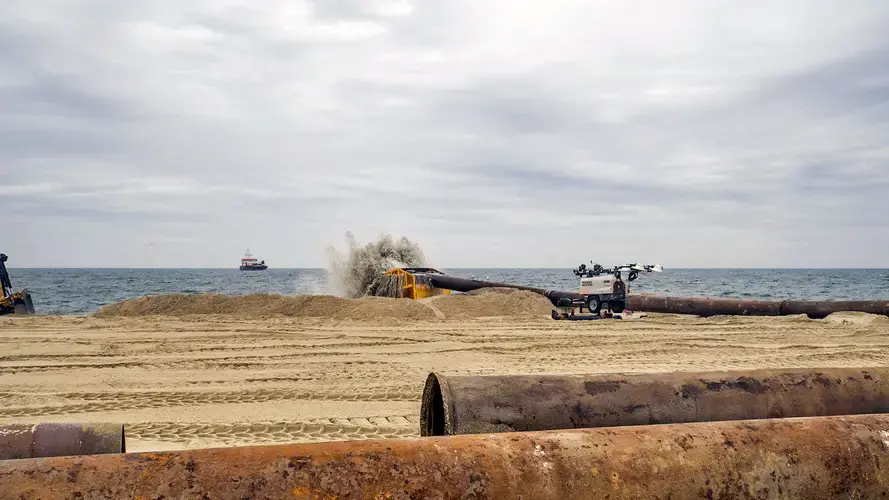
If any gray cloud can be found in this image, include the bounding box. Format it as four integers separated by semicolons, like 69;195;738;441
2;0;888;268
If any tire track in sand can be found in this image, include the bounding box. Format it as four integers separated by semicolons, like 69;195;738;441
0;386;420;418
127;414;419;447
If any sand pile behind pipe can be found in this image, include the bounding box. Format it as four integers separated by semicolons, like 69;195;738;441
95;288;555;320
424;288;553;319
95;294;437;321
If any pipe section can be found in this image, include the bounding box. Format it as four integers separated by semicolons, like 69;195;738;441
421;368;889;436
0;423;125;460
627;294;779;316
780;299;889;318
627;294;889;318
427;274;549;295
1;415;888;499
423;274;889;318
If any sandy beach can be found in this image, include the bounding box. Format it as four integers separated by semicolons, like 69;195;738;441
1;292;888;453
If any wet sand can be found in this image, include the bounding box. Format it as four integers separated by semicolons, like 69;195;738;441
1;305;887;452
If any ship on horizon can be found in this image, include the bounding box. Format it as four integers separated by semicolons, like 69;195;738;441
240;249;268;271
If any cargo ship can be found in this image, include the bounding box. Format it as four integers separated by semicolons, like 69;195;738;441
239;249;268;271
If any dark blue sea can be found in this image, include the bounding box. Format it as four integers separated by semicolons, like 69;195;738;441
5;268;889;316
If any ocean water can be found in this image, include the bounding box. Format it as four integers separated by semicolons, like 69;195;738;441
5;268;889;316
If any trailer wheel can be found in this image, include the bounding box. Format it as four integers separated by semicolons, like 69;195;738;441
585;296;601;315
611;300;626;314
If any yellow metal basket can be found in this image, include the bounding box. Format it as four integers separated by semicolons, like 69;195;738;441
383;268;451;300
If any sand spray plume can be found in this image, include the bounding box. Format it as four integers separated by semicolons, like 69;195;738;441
325;232;427;298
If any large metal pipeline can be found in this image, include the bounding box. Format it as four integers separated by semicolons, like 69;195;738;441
421;368;889;436
627;294;889;318
425;274;889;318
0;422;125;460
427;274;550;295
627;294;780;316
2;414;888;499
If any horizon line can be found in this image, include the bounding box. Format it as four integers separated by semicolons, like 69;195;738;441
9;266;889;270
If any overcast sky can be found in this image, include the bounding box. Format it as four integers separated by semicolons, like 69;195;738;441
2;1;888;268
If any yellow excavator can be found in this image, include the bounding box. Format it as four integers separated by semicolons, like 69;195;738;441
0;253;35;315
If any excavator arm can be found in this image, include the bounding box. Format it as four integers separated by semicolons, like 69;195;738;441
1;253;12;297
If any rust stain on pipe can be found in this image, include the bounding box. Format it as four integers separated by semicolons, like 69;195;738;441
1;415;888;499
421;368;889;436
0;423;125;460
627;294;889;318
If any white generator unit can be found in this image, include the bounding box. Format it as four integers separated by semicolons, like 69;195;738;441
552;262;663;320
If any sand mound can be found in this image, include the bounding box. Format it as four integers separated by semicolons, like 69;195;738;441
95;294;436;321
424;288;553;319
822;311;889;327
96;289;556;321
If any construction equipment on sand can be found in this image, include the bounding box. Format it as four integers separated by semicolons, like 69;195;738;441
382;267;452;299
385;263;663;320
420;367;889;436
0;253;34;315
550;262;663;320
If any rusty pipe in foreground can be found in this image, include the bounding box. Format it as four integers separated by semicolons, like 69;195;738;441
2;415;889;499
0;423;125;460
421;368;889;436
627;294;889;318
